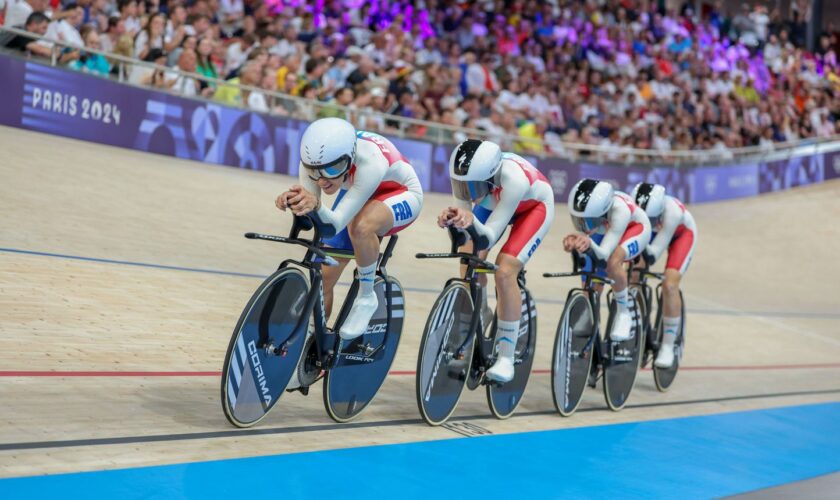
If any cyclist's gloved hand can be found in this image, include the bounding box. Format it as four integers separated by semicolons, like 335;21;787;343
643;249;656;266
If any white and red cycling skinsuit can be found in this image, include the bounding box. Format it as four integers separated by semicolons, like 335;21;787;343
458;153;555;264
589;192;652;263
646;196;697;274
300;131;423;250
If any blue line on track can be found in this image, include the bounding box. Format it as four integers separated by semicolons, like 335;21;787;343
2;247;839;318
1;402;838;499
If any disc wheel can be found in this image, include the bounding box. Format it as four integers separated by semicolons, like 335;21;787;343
221;268;311;428
653;291;684;392
487;288;537;419
551;292;595;417
602;288;645;411
323;277;405;422
416;282;475;426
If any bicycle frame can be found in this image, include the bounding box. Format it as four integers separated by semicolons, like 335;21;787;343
544;252;615;366
249;215;399;371
416;226;504;373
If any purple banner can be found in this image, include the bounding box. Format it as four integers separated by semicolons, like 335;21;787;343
1;53;837;205
826;151;840;181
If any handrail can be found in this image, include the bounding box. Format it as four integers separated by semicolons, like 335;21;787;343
2;25;839;166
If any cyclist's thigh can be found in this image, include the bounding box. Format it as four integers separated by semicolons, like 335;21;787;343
665;225;697;275
371;184;422;236
618;221;650;261
500;200;553;265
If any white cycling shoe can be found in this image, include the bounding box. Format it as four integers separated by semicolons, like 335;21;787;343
486;356;515;384
654;342;675;368
339;293;379;340
610;309;633;342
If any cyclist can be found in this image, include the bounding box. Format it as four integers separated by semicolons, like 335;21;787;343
276;117;423;339
563;179;651;342
438;139;555;383
631;183;697;368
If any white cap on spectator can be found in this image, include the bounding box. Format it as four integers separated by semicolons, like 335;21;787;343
370;87;386;98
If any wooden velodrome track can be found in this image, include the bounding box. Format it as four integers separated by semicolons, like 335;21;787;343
1;125;839;478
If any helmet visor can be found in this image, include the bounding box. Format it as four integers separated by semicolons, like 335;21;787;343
572;215;607;233
303;155;351;180
451;179;491;201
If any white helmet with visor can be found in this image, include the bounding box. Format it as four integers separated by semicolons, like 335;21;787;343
449;139;503;201
568;178;615;233
300;117;357;180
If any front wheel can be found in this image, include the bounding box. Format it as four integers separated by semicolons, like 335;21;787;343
221;267;311;428
416;282;475;426
551;291;595;417
487;287;537;419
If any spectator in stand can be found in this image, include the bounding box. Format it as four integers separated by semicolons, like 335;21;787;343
171;48;204;97
218;0;243;38
132;48;176;89
195;37;217;85
118;0;140;36
224;32;255;75
3;11;51;57
4;0;46;29
134;11;166;59
68;24;110;76
99;16;124;53
46;3;84;47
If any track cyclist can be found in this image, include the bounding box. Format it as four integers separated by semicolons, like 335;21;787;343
438;139;554;383
276;117;423;339
563;179;651;342
631;183;697;368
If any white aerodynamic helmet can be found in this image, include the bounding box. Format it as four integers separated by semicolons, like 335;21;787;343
632;183;666;226
568;178;615;233
449;139;503;201
300;117;357;180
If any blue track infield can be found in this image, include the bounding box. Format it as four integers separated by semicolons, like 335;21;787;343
1;402;839;499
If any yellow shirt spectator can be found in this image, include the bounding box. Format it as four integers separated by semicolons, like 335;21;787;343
214;77;242;105
515;121;543;154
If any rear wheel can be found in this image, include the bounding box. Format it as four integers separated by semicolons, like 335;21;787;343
653;291;684;392
487;288;537;419
551;292;595;417
221;268;311;428
603;287;644;411
416;282;475;426
324;277;405;422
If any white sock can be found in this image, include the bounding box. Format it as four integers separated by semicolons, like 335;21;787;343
495;319;518;360
614;288;629;313
662;316;680;347
358;263;376;296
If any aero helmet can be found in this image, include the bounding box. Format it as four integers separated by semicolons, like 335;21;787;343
568;178;615;232
300;117;357;180
449;139;503;201
631;183;666;227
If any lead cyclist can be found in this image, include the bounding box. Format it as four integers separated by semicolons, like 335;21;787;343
276;117;423;339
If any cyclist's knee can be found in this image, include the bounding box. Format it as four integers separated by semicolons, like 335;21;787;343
662;270;681;295
606;248;625;275
347;217;379;241
494;256;521;287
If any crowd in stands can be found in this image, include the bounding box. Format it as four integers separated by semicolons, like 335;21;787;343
2;0;839;158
